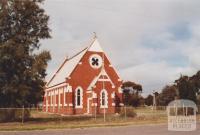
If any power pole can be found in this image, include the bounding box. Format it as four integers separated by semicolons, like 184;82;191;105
153;90;157;110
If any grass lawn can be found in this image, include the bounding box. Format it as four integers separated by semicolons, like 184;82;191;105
0;108;199;131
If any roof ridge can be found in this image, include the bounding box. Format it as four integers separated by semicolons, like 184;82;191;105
46;47;88;86
66;35;96;61
68;47;88;61
46;37;96;86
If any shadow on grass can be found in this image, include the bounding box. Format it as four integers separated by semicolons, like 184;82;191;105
26;115;94;123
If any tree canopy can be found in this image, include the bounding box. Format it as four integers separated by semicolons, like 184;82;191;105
0;0;51;107
122;81;142;93
121;81;143;107
175;71;200;103
157;85;178;106
153;71;200;106
145;94;153;106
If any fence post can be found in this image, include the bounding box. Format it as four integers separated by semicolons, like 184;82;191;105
124;106;127;120
22;106;24;125
103;107;106;122
95;105;97;121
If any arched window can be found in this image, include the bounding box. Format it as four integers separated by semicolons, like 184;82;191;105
75;87;83;108
77;89;81;106
100;89;108;108
102;92;105;106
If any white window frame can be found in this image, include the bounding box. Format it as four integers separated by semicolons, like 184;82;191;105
100;89;108;108
51;90;54;106
75;86;83;108
59;87;63;106
55;89;58;106
64;86;67;106
48;92;51;107
89;54;103;69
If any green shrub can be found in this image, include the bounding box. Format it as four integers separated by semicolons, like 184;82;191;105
120;108;137;118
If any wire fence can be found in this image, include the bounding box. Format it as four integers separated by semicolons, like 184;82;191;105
0;107;42;123
0;106;199;124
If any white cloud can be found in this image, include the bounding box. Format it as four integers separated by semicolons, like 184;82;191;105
40;0;200;96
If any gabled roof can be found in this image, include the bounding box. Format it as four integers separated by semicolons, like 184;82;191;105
47;37;103;87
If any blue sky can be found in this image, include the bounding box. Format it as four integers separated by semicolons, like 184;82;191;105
41;0;200;96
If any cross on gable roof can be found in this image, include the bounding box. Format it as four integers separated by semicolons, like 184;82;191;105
46;37;104;87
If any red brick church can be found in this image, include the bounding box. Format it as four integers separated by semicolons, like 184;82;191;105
43;36;123;115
